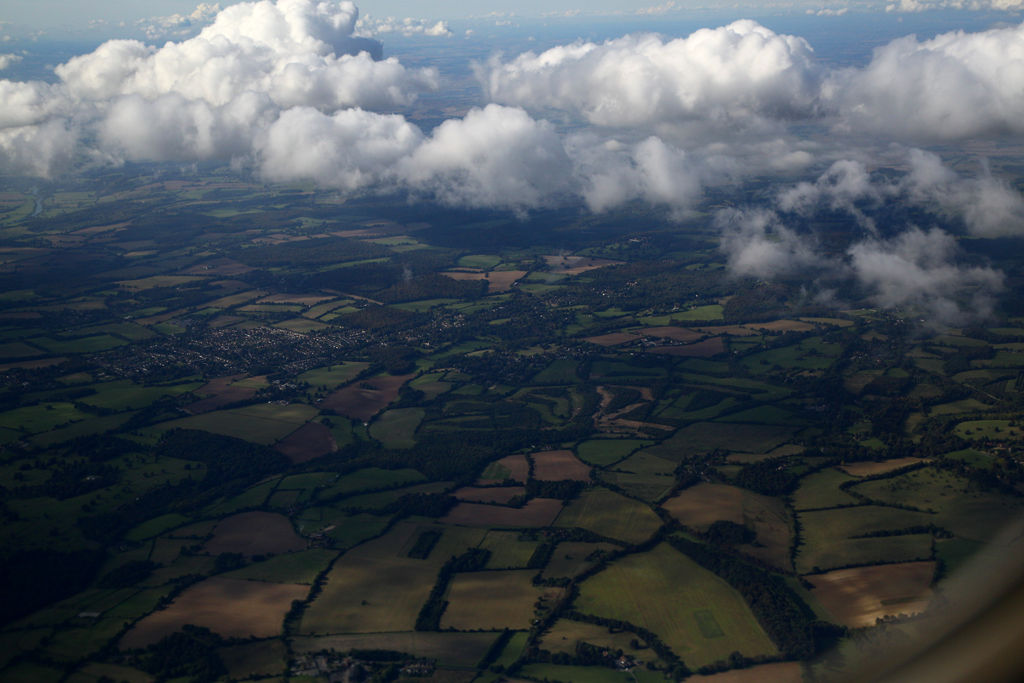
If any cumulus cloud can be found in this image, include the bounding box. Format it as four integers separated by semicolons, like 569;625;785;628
397;105;574;212
714;151;1014;323
887;1;1024;12
826;22;1024;140
715;205;1004;324
0;0;437;175
567;135;702;215
258;106;422;190
356;15;452;37
477;21;821;133
849;227;1004;323
773;150;1024;238
0;120;77;177
138;3;221;40
903;149;1024;237
479;18;1024;145
54;1;436;110
0;53;22;71
635;2;680;15
716;208;829;279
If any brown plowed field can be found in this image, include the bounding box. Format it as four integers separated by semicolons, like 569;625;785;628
532;450;592;482
838;457;929;477
321;373;414;422
807;561;935;627
442;498;563;527
205;511;306;556
275;421;336;464
120;578;307;647
648;337;726;357
584;332;641;346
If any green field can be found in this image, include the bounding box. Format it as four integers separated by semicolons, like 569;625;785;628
542;542;618;579
541;618;666;663
851;468;1023;543
440;569;543;630
792;468;861;510
29;412;136;447
81;379;201;410
575;543;777;668
124;513;191;542
319;467;425;500
298;362;370;389
953;419;1024;441
31;334;127;354
300;553;436;634
335;481;451;512
796;505;936;573
370;408;424;449
458;254;502;269
603;451;677;501
0;402;89;434
154;402;319;444
643;422;795;461
576;439;653;467
480;530;541;569
532;358;580;384
224;549;338;584
555;487;662;544
0;341;44;359
300;523;476;634
741;337;842;374
639;304;724;325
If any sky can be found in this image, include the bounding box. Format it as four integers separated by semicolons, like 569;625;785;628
2;1;1023;36
1;0;1023;325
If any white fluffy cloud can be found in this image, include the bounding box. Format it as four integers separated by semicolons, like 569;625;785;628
568;135;702;215
480;18;1024;145
715;204;1004;324
887;1;1024;12
356;15;452;37
138;3;221;40
55;1;435;110
477;21;820;132
258;106;422;190
716;208;829;279
0;0;437;176
773;150;1024;238
826;22;1024;140
0;53;22;71
397;105;574;211
849;227;1004;323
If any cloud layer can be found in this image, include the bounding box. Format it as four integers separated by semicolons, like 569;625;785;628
0;3;1020;322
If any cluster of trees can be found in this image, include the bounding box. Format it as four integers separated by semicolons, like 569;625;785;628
733;458;801;496
132;625;227;683
0;547;106;627
98;560;158;588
